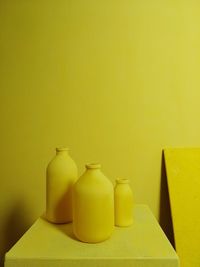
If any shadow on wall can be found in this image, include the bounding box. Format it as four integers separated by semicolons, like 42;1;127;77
159;151;175;248
0;200;33;267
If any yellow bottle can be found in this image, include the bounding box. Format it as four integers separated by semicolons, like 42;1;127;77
46;147;78;224
114;178;134;227
73;163;114;243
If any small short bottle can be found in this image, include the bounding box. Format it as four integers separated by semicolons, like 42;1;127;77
114;178;134;227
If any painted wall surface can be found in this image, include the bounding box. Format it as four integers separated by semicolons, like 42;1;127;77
1;0;200;264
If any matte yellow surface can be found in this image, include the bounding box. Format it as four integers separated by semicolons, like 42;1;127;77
114;179;134;227
164;148;200;267
1;0;200;264
73;164;114;243
46;148;78;223
5;205;179;267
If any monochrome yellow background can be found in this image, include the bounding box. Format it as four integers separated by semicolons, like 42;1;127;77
1;0;200;265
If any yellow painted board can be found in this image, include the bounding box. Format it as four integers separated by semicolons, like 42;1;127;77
164;148;200;267
5;205;179;267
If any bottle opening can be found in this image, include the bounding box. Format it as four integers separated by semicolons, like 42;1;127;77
116;178;129;184
85;163;101;169
56;147;69;152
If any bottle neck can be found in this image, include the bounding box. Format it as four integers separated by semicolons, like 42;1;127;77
85;163;101;172
116;178;129;185
56;147;69;156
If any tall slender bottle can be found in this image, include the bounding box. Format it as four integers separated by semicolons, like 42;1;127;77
73;163;114;243
114;178;134;227
46;147;78;223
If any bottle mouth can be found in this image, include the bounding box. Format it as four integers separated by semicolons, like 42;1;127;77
56;147;69;152
116;178;129;184
85;163;101;169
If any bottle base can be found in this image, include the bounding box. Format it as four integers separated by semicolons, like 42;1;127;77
74;231;113;243
45;214;72;224
115;221;133;227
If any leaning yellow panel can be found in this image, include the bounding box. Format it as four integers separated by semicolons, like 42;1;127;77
164;148;200;267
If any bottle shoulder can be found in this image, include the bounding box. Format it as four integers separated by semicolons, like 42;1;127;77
47;154;77;169
46;155;78;180
114;184;133;195
74;170;113;192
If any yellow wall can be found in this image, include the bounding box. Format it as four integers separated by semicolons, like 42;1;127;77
1;0;200;264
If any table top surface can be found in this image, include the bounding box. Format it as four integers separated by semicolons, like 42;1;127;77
6;205;178;261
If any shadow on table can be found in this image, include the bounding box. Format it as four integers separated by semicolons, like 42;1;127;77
40;214;78;242
159;151;175;249
0;200;32;267
57;223;78;241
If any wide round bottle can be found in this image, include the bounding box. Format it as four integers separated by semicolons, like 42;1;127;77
114;178;134;227
46;147;78;223
73;163;114;243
